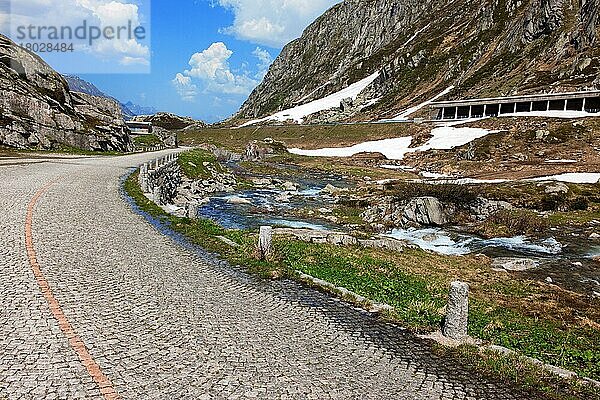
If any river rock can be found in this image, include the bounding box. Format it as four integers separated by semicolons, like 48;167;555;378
282;181;298;191
251;178;273;186
544;182;569;195
275;193;292;203
470;197;514;221
227;196;252;205
244;141;273;160
491;258;539;272
321;184;347;195
402;197;448;226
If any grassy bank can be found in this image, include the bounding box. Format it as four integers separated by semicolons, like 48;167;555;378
124;171;600;399
133;134;163;148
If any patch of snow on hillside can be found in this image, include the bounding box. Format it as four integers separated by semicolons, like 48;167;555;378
289;137;414;160
389;86;454;121
288;126;495;160
419;126;494;150
240;72;380;127
419;178;510;185
401;24;431;48
528;173;600;184
420;172;451;179
545;159;577;164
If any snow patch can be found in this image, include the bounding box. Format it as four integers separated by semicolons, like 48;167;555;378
420;172;451;179
381;164;416;171
545;159;577;164
240;72;380;127
289;137;414;160
528;173;600;184
388;86;455;121
289;126;495;160
421;178;510;185
401;24;431;48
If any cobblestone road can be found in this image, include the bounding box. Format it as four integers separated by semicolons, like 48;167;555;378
0;152;536;399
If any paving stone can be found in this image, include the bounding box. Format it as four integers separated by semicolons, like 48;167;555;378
0;152;537;399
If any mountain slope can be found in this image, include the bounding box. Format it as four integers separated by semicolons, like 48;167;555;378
237;0;600;123
63;75;158;120
0;35;131;151
122;101;158;117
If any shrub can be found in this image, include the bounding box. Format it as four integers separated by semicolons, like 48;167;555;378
389;182;478;208
477;209;548;238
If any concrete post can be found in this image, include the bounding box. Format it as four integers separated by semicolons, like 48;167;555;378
483;104;487;116
546;100;550;111
454;107;458;120
443;281;469;341
258;226;273;260
582;97;587;112
564;99;568;111
468;106;472;118
513;103;517;113
529;101;533;112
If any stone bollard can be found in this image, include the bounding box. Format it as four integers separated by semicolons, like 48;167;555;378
258;226;273;260
443;281;469;341
186;203;198;219
153;186;162;206
139;163;149;193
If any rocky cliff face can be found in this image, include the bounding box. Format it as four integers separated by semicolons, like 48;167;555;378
0;34;131;151
237;0;600;122
132;112;207;131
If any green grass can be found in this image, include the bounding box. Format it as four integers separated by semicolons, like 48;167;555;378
278;241;446;327
133;134;163;147
177;149;224;179
469;303;600;380
124;171;600;398
434;345;600;400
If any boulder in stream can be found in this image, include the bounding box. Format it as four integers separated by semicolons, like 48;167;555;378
401;197;448;226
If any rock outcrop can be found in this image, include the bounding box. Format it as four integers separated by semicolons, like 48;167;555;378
402;197;449;226
237;0;600;123
132;113;206;131
0;34;132;151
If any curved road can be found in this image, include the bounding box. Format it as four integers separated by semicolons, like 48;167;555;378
0;151;533;399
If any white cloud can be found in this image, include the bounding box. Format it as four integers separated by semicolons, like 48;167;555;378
172;42;274;101
252;47;272;79
172;73;198;102
215;0;340;48
78;1;150;65
120;56;150;66
185;42;233;80
7;0;150;69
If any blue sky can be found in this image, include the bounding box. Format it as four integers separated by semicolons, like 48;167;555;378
3;0;339;122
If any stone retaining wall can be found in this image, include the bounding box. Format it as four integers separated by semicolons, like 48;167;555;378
138;153;181;205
